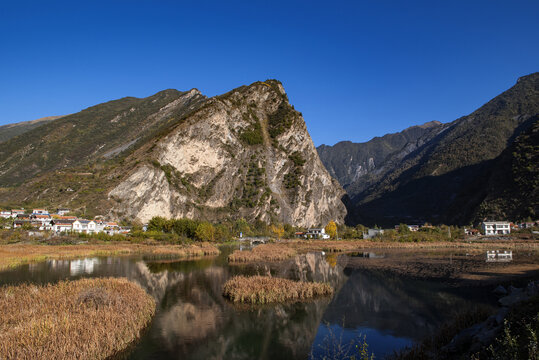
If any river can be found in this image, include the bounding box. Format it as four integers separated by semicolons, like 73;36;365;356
0;246;507;359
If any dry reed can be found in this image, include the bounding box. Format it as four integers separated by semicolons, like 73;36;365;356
0;277;155;359
228;243;297;262
290;240;539;253
223;275;333;304
0;242;219;271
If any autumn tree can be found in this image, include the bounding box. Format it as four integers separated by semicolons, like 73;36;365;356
325;220;337;239
195;222;215;241
270;224;285;239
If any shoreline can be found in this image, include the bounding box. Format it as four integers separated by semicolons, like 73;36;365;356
0;242;220;271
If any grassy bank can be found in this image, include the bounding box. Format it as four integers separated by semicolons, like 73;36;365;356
290;239;539;253
223;275;333;304
0;242;219;271
228;243;296;262
0;278;155;359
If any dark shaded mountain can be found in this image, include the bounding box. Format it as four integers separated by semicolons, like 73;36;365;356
474;116;539;221
318;72;539;226
0;80;346;226
0;116;65;143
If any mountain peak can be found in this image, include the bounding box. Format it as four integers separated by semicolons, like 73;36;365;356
516;72;539;84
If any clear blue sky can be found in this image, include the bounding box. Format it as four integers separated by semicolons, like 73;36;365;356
1;1;538;145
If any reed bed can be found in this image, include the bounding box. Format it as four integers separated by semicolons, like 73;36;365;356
228;243;296;262
0;242;219;271
0;277;155;359
223;275;333;304
291;240;539;253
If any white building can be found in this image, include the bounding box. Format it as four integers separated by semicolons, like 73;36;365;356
0;211;12;219
73;220;97;234
57;208;71;216
31;214;52;230
32;209;49;215
305;228;330;239
52;221;73;233
482;221;511;236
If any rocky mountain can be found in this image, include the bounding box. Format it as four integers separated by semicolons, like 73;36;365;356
0;115;65;143
0;80;346;226
317;120;444;194
318;72;539;226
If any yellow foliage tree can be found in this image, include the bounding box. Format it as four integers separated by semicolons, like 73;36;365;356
325;221;337;239
270;224;285;239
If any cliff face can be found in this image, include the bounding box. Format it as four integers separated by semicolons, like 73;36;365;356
109;80;346;226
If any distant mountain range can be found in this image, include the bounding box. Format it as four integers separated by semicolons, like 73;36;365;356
317;72;539;226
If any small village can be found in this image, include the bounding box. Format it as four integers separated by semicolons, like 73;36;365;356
1;207;537;240
0;208;129;235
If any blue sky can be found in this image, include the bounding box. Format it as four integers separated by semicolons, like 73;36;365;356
1;1;538;145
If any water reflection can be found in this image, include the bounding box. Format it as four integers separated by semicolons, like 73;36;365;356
486;250;513;262
0;248;504;359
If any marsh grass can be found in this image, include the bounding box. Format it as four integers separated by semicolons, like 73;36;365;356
0;242;219;271
228;243;296;262
222;275;333;304
0;278;155;359
291;240;539;253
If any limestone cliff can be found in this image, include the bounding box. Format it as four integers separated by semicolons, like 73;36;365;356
109;80;346;226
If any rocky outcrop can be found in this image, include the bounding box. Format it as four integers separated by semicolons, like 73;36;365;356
109;80;346;226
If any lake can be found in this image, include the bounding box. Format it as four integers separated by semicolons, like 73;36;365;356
0;246;508;359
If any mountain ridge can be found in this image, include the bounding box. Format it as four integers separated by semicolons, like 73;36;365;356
0;80;346;227
318;72;539;226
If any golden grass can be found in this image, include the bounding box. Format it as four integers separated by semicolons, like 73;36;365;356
0;242;219;271
0;278;155;359
228;243;296;262
223;275;333;304
289;239;539;252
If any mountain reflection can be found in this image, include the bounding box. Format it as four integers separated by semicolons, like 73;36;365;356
320;268;494;342
0;249;498;360
129;252;344;360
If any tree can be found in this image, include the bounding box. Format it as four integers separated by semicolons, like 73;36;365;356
325;221;337;239
270;224;285;239
147;216;167;232
397;223;411;235
195;222;215;241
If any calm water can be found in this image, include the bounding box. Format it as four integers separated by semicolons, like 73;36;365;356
0;246;504;359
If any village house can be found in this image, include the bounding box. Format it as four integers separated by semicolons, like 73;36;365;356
30;214;52;230
16;213;30;220
52;219;75;233
72;220;97;234
482;221;511;235
394;224;420;232
464;228;480;236
0;210;12;219
32;209;49;215
519;221;538;229
13;220;29;229
305;228;330;239
56;208;71;216
11;209;25;217
104;222;120;235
